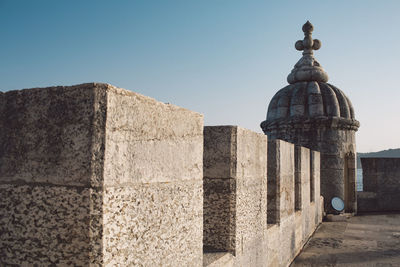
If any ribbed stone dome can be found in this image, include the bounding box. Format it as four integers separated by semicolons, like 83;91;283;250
261;21;360;214
261;21;359;132
266;81;355;121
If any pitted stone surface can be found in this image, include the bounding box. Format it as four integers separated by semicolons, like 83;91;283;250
104;86;203;185
204;128;323;267
0;83;108;187
266;139;323;267
267;140;296;224
0;184;103;266
203;126;268;266
0;83;204;266
102;180;203;266
203;178;236;251
203;126;237;179
106;86;203;141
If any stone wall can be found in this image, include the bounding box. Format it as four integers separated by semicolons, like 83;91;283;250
0;84;105;265
203;126;268;266
0;83;204;266
265;122;357;214
358;158;400;212
1;83;324;266
203;127;323;267
266;140;323;267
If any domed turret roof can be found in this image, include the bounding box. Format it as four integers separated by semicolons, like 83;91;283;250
266;82;355;121
261;21;359;131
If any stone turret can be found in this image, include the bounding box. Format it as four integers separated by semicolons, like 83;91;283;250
261;21;360;213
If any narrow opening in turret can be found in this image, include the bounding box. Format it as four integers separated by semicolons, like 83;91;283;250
267;140;280;225
294;146;302;211
344;152;356;212
310;151;315;203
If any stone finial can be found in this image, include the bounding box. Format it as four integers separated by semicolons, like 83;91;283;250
287;21;329;84
295;21;321;55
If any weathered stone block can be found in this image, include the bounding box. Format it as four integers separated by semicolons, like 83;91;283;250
235;174;268;266
0;84;107;187
0;184;102;266
203;126;268;266
268;139;295;223
203;178;235;252
104;87;203;185
278;215;296;265
266;225;280;267
295;146;310;211
0;83;204;266
359;158;400;212
203;126;236;179
236;127;268;180
102;180;203;266
311;150;321;203
203;252;234;267
266;144;322;267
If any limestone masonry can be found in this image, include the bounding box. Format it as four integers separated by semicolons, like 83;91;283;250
1;22;399;266
1;83;322;266
261;21;359;214
0;84;203;266
358;158;400;212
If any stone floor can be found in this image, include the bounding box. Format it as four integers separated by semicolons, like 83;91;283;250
292;212;400;267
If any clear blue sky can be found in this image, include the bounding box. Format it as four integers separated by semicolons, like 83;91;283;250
1;0;399;152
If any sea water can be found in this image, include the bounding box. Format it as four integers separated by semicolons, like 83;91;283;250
356;168;363;191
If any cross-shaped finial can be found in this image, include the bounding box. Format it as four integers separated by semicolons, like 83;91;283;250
287;21;328;84
295;21;321;55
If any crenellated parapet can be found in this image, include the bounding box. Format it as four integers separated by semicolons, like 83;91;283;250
0;83;204;266
203;126;323;267
1;83;323;267
358;158;400;212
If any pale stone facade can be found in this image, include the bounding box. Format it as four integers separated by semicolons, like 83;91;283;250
203;126;269;266
3;22;400;267
203;127;323;267
0;83;203;266
261;21;359;213
1;83;323;266
265;141;323;267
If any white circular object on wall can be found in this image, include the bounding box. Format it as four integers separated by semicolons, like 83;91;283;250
331;197;345;212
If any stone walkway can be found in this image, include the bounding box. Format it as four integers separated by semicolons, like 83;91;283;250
292;213;400;267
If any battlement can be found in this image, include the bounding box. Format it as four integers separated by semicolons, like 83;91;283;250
358;158;400;212
0;84;322;266
203;126;323;266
